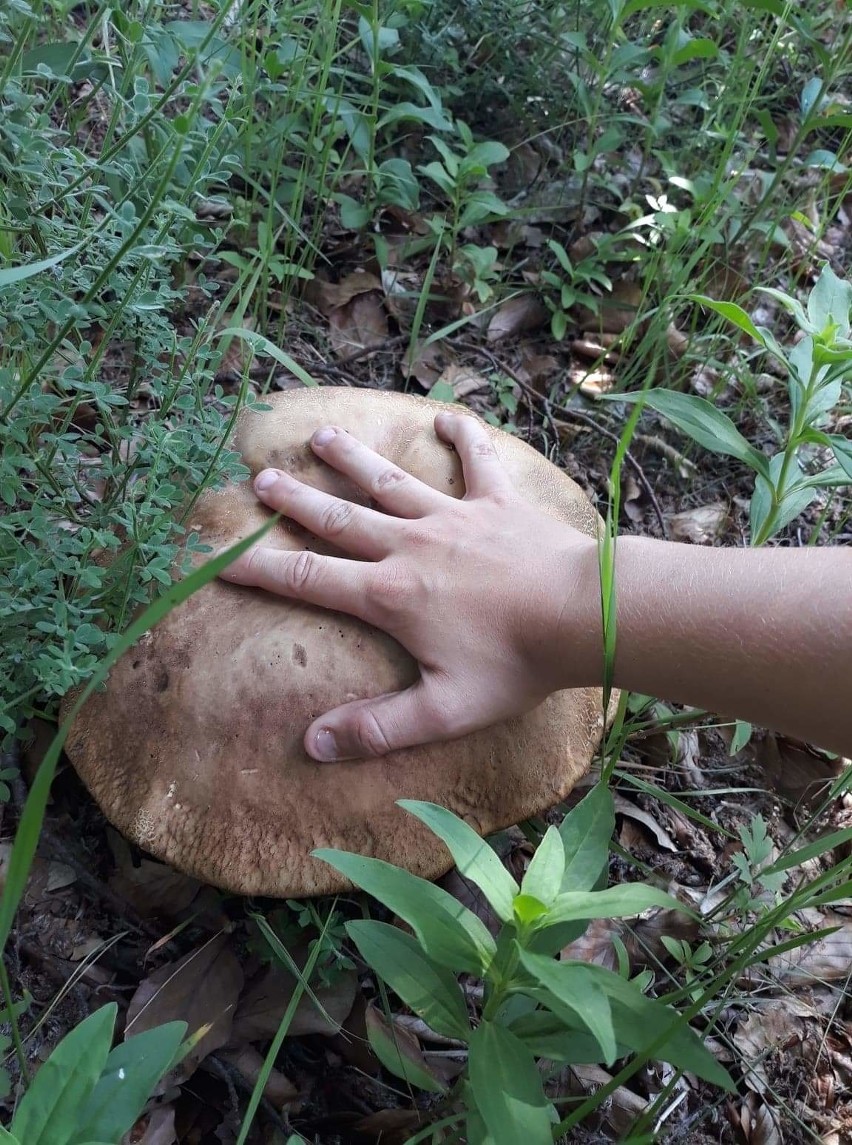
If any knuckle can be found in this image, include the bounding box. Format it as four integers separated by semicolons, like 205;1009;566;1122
368;561;411;618
372;465;407;495
353;709;393;756
320;499;356;536
287;549;319;591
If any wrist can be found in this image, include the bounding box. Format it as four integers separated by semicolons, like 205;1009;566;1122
549;531;606;691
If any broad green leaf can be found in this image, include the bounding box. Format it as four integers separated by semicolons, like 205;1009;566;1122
74;1021;187;1142
509;1011;629;1064
468;1022;553;1145
398;800;518;922
558;783;614;892
520;827;564;907
11;1004;116;1145
346;920;470;1039
0;242;83;287
608;389;769;477
313;850;496;975
829;434;852;480
518;952;617;1064
365;1006;446;1094
580;964;734;1090
0;1129;19;1144
690;295;763;343
807;263;852;337
757;286;808;329
545;883;688;927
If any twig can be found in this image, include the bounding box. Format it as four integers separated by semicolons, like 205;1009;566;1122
457;342;669;537
551;406;669;539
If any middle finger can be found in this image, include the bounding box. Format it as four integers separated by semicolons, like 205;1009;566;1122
310;426;449;517
253;469;396;558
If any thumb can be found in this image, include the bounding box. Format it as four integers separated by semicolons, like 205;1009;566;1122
304;681;462;761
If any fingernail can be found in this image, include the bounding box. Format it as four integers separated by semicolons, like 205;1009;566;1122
313;727;338;761
255;468;281;492
312;426;337;448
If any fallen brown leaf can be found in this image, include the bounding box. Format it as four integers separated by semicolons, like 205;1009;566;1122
434;363;489;399
487;294;549;342
667;502;728;545
327;292;389;358
306;271;383;315
125;933;244;1084
402;340;453;388
108;832;201;919
365;1003;449;1091
769;914;852;985
215;1045;298;1109
231;961;357;1042
123;1104;177;1145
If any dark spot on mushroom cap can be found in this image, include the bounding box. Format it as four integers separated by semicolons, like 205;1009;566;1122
292;643;307;667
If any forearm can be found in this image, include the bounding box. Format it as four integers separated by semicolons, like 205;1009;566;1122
607;538;852;756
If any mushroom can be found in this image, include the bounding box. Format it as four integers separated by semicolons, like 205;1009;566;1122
64;387;609;896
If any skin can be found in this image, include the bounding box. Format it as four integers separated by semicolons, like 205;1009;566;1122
219;412;852;761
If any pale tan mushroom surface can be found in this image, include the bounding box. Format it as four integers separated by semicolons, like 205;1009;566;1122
65;387;609;896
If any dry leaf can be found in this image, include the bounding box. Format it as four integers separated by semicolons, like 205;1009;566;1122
108;832;201;919
614;794;678;852
215;1045;297;1108
0;844;76;904
667;502;728;545
125;933;244;1083
571;333;621;364
732;1094;784;1145
769;914;852;984
123;1104;177;1145
327;293;389;358
748;733;845;807
402;340;453;388
487;294;549;342
231;961;357;1042
305;271;383;315
435;363;490;399
574;279;643;335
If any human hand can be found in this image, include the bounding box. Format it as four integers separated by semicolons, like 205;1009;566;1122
218;412;602;761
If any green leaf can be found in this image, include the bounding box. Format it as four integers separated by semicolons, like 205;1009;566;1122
829;434;852;480
74;1021;187;1142
313;850;496;975
545;883;689;927
509;1010;627;1064
346;920;470;1039
608;389;769;477
468;1022;553;1145
518;951;617;1065
0;242;84;287
558;783;614;892
0;1129;20;1144
365;1006;447;1094
763;826;852;874
579;964;734;1089
520;827;564;907
689;295;764;342
399;801;518;922
217;328;318;387
807;264;852;336
11;1004;116;1145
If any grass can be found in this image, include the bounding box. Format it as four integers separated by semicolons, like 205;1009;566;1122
1;0;851;1140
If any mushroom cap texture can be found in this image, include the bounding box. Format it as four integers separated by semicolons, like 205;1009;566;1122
65;387;608;896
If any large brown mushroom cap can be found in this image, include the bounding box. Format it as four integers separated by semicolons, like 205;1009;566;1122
65;387;608;896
